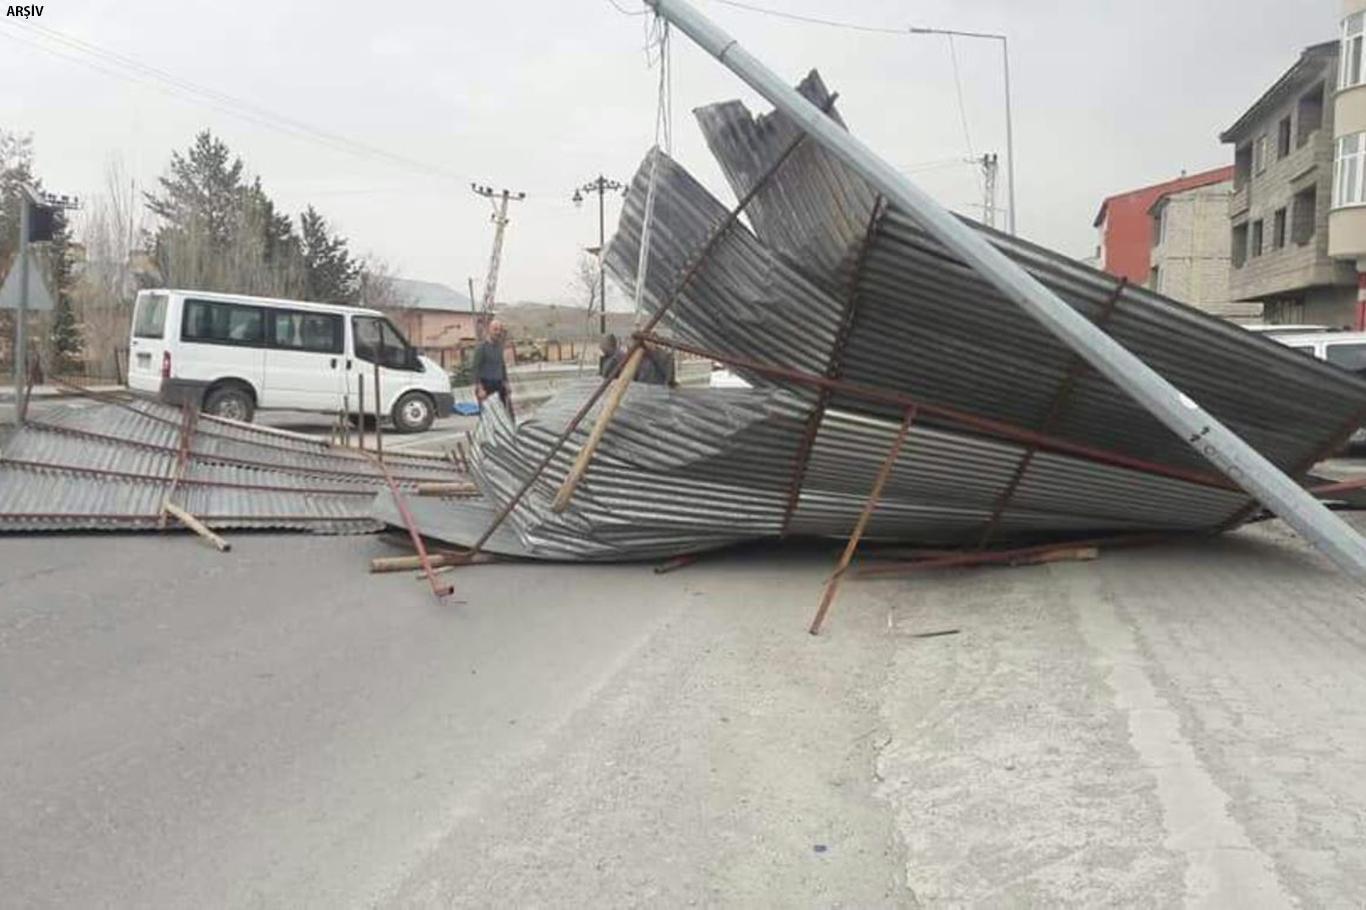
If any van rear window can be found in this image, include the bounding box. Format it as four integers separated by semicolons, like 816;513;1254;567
132;293;168;339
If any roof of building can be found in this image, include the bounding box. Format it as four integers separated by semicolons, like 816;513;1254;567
1092;166;1236;227
1219;41;1338;144
1146;175;1234;216
390;277;475;313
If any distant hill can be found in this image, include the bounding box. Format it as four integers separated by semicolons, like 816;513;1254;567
495;302;635;341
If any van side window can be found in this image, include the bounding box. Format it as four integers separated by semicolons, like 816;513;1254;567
270;310;342;354
353;316;415;370
183;299;265;346
133;293;169;339
1326;342;1366;375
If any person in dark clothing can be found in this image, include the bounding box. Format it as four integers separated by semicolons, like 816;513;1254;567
636;345;677;386
598;333;626;378
471;319;514;415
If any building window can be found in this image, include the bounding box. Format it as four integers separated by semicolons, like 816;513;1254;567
1232;223;1249;268
1278;117;1293;159
1250;220;1264;257
1297;83;1325;148
1335;132;1366;207
1254;135;1269;174
1151;207;1166;247
1272;207;1287;250
1292;186;1317;245
1149;265;1161;292
1343;12;1365;89
1234;144;1253;189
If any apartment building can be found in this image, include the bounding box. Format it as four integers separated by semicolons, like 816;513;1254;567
1221;41;1358;325
1330;0;1366;328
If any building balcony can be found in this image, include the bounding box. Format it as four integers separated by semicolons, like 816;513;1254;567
1229;183;1250;217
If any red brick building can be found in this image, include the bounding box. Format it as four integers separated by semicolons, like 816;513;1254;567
1092;167;1235;286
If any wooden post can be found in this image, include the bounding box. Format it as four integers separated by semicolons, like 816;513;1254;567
808;406;916;635
163;501;231;552
357;373;366;451
550;346;644;513
373;359;383;461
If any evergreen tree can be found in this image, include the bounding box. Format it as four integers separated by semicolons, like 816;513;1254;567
299;205;360;302
46;210;80;373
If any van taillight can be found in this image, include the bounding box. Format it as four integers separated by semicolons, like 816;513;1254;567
161;351;172;379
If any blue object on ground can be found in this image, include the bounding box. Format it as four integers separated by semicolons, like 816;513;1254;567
453;401;481;416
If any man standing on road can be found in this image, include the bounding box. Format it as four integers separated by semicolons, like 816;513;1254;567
472;320;514;417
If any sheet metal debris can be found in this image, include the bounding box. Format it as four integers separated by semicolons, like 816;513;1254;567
0;395;466;534
392;71;1366;563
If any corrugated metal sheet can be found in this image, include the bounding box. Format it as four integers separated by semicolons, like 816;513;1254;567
0;398;466;535
392;71;1364;563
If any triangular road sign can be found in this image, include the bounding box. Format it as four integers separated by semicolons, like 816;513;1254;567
0;249;56;311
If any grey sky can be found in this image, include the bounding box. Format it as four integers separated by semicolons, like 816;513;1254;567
0;0;1331;307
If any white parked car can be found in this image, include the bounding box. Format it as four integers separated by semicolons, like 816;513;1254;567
127;289;454;432
1272;329;1366;448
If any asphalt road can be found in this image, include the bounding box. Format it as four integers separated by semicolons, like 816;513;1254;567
6;518;1366;906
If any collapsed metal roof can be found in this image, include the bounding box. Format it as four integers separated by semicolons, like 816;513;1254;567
395;71;1366;563
0;396;465;534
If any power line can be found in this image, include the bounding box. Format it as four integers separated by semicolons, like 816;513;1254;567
0;22;490;189
946;35;974;160
704;0;906;34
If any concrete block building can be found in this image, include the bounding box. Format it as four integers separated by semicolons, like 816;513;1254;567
1221;40;1359;326
1330;0;1366;328
1148;178;1260;320
1092;167;1246;318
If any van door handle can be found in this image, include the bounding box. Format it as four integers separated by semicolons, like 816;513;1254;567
330;357;338;369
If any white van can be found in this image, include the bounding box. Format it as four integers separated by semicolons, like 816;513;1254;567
127;289;454;432
1273;330;1366;447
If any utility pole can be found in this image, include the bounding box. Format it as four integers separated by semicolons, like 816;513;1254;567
573;175;626;335
909;26;1016;236
978;152;998;230
470;184;526;320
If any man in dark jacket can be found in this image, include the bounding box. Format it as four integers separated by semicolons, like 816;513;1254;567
472;319;513;415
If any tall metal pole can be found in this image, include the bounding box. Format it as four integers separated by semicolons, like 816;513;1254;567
645;0;1366;582
909;26;1015;235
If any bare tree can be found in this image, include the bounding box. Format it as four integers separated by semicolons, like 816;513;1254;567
73;159;144;380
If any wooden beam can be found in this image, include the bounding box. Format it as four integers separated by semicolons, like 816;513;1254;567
550;347;645;513
808;406;915;635
163;501;231;552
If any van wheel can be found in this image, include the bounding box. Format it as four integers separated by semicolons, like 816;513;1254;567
392;391;435;433
204;384;255;423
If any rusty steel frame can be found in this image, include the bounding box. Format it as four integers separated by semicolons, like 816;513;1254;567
24;420;447;485
808;405;916;635
159;403;198;530
0;458;378;496
780;196;886;535
856;531;1177;578
462;97;842;559
976;277;1129;548
363;449;453;602
635;331;1239;492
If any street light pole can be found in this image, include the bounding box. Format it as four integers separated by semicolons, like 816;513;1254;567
909;26;1016;236
573;175;626;335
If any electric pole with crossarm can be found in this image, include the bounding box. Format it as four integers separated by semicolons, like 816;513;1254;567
470;184;526;321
